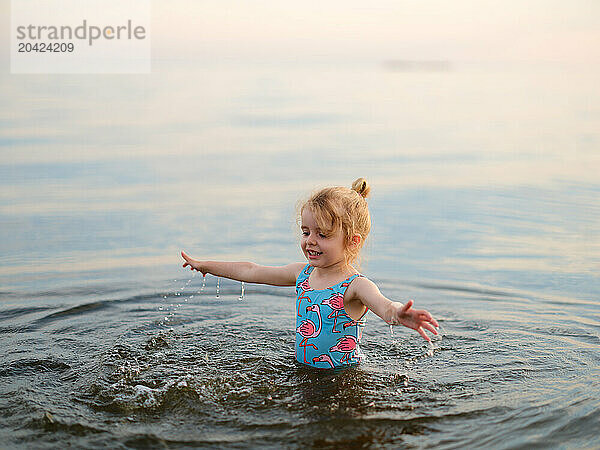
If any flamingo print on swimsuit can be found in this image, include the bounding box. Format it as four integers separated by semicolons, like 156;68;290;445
296;304;322;364
312;354;334;369
321;291;349;333
294;264;366;368
330;335;359;364
296;279;313;317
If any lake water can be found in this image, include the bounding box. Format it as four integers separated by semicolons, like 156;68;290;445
1;61;599;448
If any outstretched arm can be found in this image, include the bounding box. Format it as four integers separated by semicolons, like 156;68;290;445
181;251;304;287
349;277;439;341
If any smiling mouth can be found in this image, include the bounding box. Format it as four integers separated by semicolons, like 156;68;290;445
307;250;322;256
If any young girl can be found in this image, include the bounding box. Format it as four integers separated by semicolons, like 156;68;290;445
181;178;439;369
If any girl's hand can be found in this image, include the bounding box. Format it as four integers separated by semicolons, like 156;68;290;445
181;251;207;275
392;300;440;341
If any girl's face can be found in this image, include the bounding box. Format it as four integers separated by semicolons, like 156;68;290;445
300;208;348;269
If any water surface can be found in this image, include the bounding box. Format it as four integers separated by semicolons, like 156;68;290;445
1;61;599;448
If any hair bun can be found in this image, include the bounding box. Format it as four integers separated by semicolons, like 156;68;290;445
351;177;370;199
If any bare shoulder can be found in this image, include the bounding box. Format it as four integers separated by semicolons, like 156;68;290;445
346;275;380;300
286;262;307;281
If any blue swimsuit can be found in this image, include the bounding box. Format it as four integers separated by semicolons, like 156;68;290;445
295;264;368;369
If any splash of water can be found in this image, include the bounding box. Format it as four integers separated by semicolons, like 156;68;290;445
239;282;245;301
199;275;206;293
216;277;220;299
426;341;435;357
158;273;196;326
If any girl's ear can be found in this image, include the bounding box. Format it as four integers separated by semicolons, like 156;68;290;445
349;234;362;248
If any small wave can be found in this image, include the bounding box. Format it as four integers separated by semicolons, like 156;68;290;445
28;411;105;436
0;305;55;321
0;358;71;377
33;292;163;325
528;326;600;347
406;280;513;298
11;284;131;299
38;301;110;321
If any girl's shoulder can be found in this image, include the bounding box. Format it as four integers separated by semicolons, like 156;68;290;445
351;273;374;286
289;262;310;281
344;274;378;299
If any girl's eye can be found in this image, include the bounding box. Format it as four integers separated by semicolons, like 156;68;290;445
302;231;309;236
319;233;327;238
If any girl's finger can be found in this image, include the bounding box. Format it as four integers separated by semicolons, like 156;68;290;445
419;311;439;328
422;322;438;335
401;299;414;313
417;327;431;342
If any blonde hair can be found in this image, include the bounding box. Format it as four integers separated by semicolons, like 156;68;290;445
299;177;371;267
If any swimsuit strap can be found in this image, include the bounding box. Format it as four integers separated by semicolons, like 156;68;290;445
296;264;313;290
339;273;369;317
343;272;362;286
335;272;364;304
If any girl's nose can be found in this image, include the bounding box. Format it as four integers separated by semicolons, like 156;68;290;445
306;233;317;245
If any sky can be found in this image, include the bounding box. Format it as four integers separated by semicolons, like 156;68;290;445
151;0;600;64
1;0;600;68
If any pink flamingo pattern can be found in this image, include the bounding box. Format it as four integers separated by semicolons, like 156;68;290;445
312;354;335;369
343;320;366;341
343;320;357;329
321;291;350;333
295;264;367;368
329;335;360;364
296;279;313;317
296;304;322;364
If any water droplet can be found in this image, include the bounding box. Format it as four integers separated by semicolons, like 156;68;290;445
389;325;394;337
426;342;434;357
239;282;245;301
216;277;220;298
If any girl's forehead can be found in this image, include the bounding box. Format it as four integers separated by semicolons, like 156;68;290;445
300;208;317;226
301;208;339;234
